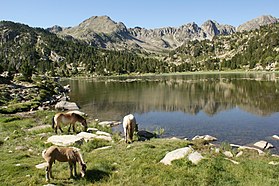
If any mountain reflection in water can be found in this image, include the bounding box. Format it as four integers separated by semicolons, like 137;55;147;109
65;73;279;150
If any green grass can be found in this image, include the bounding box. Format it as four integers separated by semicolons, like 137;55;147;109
0;112;278;186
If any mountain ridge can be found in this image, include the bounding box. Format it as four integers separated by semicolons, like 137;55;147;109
47;15;278;52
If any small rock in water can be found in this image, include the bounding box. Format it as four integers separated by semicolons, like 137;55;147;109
272;135;279;140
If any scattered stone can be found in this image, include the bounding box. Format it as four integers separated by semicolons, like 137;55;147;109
188;151;204;165
94;146;112;151
169;137;180;140
15;164;21;166
15;146;27;151
96;131;111;137
215;148;220;154
55;100;79;110
77;132;98;142
225;158;240;165
35;162;48;169
26;175;31;177
160;147;193;165
223;151;234;158
43;184;56;186
98;121;121;127
268;161;279;165
87;128;98;133
27;125;51;132
272;154;279;158
192;135;217;141
96;135;112;141
254;140;273;150
272;135;279;140
230;144;265;156
4;136;9;141
47;135;84;146
235;151;243;158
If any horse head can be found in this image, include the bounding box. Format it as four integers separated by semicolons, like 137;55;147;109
80;163;87;177
82;119;88;132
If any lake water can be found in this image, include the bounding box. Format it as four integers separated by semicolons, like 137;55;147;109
64;73;279;151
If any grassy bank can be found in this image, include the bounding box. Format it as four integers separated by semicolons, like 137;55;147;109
0;111;278;186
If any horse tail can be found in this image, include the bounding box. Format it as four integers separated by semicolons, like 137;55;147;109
42;149;46;159
52;116;55;129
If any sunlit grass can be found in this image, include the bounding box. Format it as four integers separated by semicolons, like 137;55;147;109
0;113;278;186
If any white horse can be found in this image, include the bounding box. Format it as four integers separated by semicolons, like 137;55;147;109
42;146;86;181
123;114;138;143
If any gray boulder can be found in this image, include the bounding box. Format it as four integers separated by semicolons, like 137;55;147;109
47;135;84;146
188;151;204;165
254;140;273;150
160;147;193;165
55;101;79;110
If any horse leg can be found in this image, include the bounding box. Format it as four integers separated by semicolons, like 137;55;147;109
69;162;74;178
73;162;77;177
45;162;53;181
49;162;54;179
45;165;50;182
124;127;128;143
59;126;64;133
72;123;76;133
68;124;72;133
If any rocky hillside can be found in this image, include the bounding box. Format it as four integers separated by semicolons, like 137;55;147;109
49;15;277;52
168;22;279;71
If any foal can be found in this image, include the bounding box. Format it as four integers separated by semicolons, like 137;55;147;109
52;112;87;133
42;146;87;182
123;114;138;143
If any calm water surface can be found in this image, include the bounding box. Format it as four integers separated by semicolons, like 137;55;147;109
64;73;279;151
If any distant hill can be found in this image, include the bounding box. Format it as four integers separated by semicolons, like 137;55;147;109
48;15;278;52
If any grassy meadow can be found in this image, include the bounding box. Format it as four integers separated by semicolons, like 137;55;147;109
0;111;278;186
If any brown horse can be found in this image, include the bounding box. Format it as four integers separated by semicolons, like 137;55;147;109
52;112;87;133
42;146;86;181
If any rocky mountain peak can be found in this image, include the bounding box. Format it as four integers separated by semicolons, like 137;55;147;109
237;15;279;32
75;15;128;34
46;25;64;34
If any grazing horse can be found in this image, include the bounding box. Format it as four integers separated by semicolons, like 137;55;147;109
42;146;87;182
123;114;138;143
52;112;87;133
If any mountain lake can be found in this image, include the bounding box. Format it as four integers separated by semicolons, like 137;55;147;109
63;72;279;152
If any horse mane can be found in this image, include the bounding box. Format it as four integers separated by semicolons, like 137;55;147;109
72;113;85;121
72;147;85;165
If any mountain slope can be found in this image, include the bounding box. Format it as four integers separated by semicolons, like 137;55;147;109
237;15;279;32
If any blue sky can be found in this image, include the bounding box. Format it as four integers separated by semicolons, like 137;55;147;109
1;0;279;29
